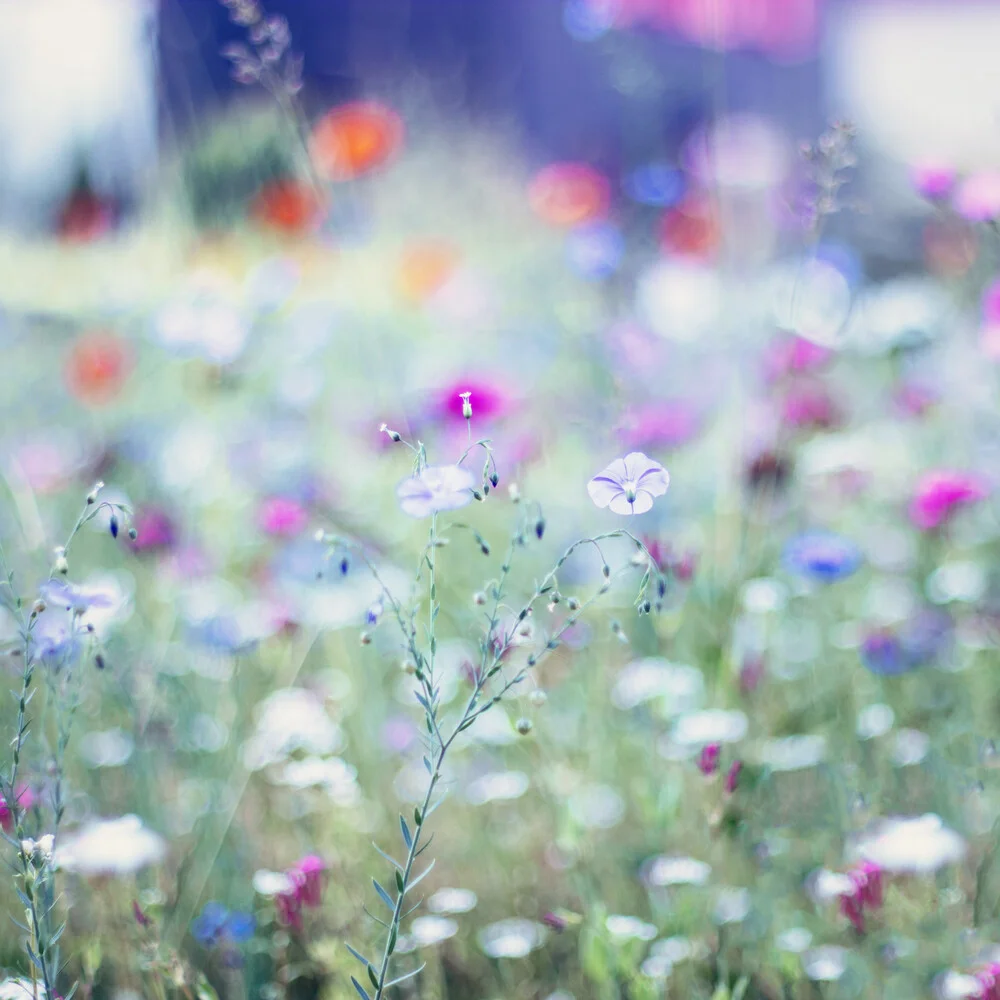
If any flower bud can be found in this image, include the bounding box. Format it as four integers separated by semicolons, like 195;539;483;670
359;631;372;646
529;690;547;707
109;514;119;539
128;527;138;541
53;548;68;576
516;717;533;736
460;392;472;420
490;472;499;488
567;597;580;611
86;481;105;505
473;591;487;606
508;483;521;503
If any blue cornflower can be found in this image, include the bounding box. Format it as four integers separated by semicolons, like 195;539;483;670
860;630;912;676
192;902;256;948
781;531;862;583
623;163;685;207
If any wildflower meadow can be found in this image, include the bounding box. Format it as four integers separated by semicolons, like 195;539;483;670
3;2;1000;999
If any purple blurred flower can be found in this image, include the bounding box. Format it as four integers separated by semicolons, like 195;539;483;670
192;902;255;948
782;531;861;583
397;465;476;518
39;580;115;617
587;452;669;515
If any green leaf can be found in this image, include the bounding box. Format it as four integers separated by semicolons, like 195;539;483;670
367;964;380;990
384;963;426;989
409;859;435;890
372;841;403;872
395;869;405;894
350;976;371;1000
344;943;370;966
399;815;412;849
372;879;395;911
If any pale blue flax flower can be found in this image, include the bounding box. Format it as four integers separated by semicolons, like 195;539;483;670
587;452;669;515
397;465;476;518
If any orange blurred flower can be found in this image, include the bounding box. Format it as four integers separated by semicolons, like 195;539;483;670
252;179;322;234
65;332;132;406
396;241;459;302
528;163;610;227
310;101;404;181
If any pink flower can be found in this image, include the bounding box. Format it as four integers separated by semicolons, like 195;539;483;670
275;890;302;931
617;402;701;451
258;497;309;537
129;507;176;553
978;963;1000;1000
980;279;1000;360
697;743;721;776
954;172;1000;222
291;854;326;908
910;162;956;201
724;760;743;794
434;380;508;424
894;382;938;419
910;470;989;531
837;861;883;933
764;335;832;382
781;385;839;430
611;0;822;59
275;855;326;930
738;655;765;695
0;785;35;831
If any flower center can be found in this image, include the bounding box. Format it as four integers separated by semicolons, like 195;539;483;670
623;480;637;503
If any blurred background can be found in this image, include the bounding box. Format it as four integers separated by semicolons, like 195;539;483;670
4;0;999;233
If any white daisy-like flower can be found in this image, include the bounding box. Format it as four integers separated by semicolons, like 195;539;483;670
477;918;547;959
642;855;711;887
56;815;166;876
605;914;657;942
852;814;966;873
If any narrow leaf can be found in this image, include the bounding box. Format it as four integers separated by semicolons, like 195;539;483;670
400;815;412;849
344;943;370;966
350;976;371;1000
372;878;395;911
409;859;436;890
367;964;380;990
395;869;405;894
384;963;427;988
372;841;403;872
362;905;391;930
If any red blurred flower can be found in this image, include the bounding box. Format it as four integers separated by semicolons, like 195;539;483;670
65;331;132;406
252;179;321;234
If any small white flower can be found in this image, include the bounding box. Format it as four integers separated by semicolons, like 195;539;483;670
642;855;711;887
803;945;849;982
853;814;966;873
428;887;478;914
410;915;459;947
477;918;547;959
57;815;166;876
252;869;296;897
606;914;657;941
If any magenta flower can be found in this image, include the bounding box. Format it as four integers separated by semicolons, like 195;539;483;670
0;785;34;832
587;452;669;515
837;861;883;933
434;379;508;424
724;760;743;794
909;470;989;531
258;497;309;537
697;743;721;776
129;507;176;553
397;465;476;518
781;385;839;430
910;162;956;201
275;854;326;929
764;335;832;382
